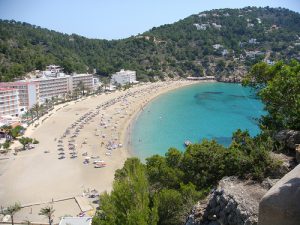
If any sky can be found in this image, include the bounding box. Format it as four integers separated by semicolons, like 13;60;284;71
0;0;299;40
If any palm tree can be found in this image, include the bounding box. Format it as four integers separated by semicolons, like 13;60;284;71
32;103;42;119
28;108;35;123
66;91;72;100
22;111;30;123
5;202;21;225
77;81;86;96
102;77;110;92
39;205;55;225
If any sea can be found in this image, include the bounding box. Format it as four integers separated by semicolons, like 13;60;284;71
131;82;265;159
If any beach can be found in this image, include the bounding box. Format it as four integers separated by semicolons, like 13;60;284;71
0;80;209;222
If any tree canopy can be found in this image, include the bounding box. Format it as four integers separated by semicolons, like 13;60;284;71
1;7;300;81
244;60;300;130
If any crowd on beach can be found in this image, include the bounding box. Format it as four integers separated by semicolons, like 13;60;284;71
54;81;189;169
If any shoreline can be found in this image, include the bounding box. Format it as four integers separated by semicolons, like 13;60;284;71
122;80;216;158
0;80;215;221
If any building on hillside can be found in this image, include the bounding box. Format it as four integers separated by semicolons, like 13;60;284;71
213;44;223;50
198;13;207;17
59;217;92;225
0;81;39;113
71;74;94;92
0;88;20;117
111;69;137;86
211;23;222;29
245;50;264;59
222;49;229;56
42;65;64;77
257;18;262;24
194;23;209;30
249;38;258;44
264;59;275;65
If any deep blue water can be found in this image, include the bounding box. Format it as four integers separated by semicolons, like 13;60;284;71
131;82;265;159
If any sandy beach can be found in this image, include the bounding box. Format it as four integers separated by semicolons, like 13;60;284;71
0;80;210;222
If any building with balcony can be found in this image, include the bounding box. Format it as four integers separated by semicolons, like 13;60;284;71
111;69;137;86
0;88;20;117
0;66;95;112
33;75;72;103
0;81;39;113
71;74;94;92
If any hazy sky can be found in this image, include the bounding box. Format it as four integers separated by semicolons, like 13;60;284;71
0;0;299;40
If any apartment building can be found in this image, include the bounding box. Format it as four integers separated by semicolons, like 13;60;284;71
33;75;72;103
111;69;137;86
0;81;39;113
0;65;95;113
0;88;20;117
71;74;94;92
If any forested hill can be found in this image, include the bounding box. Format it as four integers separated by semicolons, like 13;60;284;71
1;6;300;82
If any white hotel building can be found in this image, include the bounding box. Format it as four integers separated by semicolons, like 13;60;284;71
33;75;72;103
0;88;20;117
71;74;94;92
0;65;95;115
0;81;39;113
111;69;137;86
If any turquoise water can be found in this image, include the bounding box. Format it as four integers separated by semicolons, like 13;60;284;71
131;82;265;159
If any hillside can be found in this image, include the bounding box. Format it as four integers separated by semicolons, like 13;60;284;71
0;6;300;82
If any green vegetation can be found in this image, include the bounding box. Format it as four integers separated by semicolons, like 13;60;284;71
0;125;25;151
1;7;300;81
94;159;158;225
2;140;11;150
94;136;279;225
18;137;33;150
0;125;24;139
244;60;300;131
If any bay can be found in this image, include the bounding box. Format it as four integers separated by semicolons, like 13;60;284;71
131;82;265;159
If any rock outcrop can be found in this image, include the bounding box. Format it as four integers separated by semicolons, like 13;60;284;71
186;177;273;225
274;130;300;150
258;164;300;225
295;144;300;163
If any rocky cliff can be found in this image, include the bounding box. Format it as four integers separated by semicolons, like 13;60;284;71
186;177;278;225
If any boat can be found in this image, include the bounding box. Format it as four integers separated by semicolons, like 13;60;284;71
184;140;192;146
94;162;107;168
93;160;105;164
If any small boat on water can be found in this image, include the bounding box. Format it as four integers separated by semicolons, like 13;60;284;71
184;140;192;146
